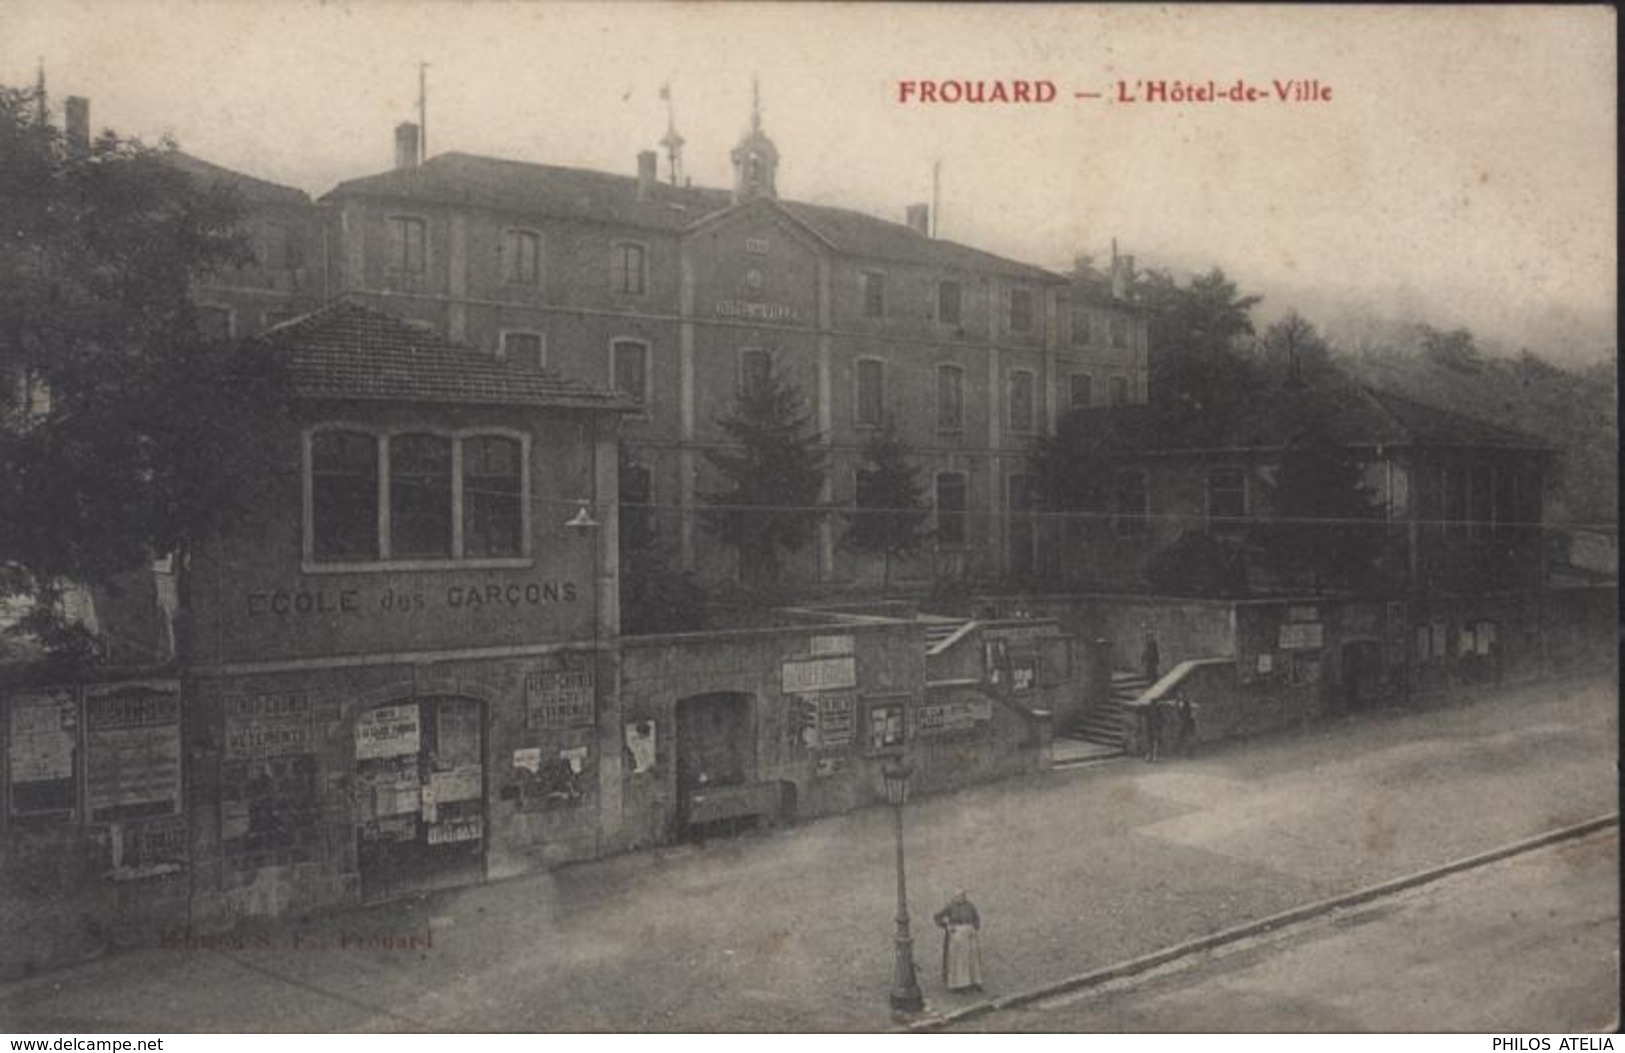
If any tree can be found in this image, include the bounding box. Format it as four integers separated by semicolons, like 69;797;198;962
1258;423;1387;593
842;416;931;593
1258;311;1335;384
0;83;285;665
617;443;704;634
1135;267;1263;413
700;360;827;590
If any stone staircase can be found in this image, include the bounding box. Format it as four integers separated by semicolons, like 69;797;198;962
1070;670;1152;749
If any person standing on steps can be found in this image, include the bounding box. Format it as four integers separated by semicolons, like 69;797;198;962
1141;628;1161;683
933;890;984;993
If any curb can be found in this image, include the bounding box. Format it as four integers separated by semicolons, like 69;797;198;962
904;813;1620;1032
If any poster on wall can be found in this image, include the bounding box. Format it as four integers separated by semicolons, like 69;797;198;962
355;704;421;760
223;692;313;760
84;685;181;823
7;690;78;818
525;669;595;729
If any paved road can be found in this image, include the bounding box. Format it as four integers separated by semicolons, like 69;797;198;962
954;827;1620;1032
0;674;1615;1033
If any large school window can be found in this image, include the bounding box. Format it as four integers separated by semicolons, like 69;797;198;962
861;271;886;318
1069;372;1093;410
306;428;529;567
390;434;454;559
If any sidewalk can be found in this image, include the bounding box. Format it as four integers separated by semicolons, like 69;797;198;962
1;673;1616;1033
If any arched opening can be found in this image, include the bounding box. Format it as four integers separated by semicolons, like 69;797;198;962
674;691;759;838
354;695;486;902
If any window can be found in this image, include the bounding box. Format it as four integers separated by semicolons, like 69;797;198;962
1008;288;1034;333
389;433;453;558
197;305;234;341
503;229;541;285
936;472;968;546
311;430;380;561
611;339;649;408
613;242;647;295
1071;308;1092;347
388;216;426;274
861;271;885;318
740;349;772;400
1109;315;1130;349
1113;470;1147;538
1207;469;1247;528
1008;370;1036;433
500;331;544;371
1109;376;1130;405
938;281;962;326
1069;372;1093;410
463;436;523;557
856;359;884;427
308;429;529;567
936;365;964;432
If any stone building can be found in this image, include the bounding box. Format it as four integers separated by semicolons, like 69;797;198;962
315;98;1149;591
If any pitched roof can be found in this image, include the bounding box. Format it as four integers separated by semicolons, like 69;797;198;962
323;152;1062;280
1071;374;1550;456
161;149;311;206
251;300;634;411
325;152;731;231
777;201;1062;281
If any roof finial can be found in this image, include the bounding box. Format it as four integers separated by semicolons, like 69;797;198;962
659;81;685;186
751;75;762;132
35;58;47;124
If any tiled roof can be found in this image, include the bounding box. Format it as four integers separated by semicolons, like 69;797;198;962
325;152;731;231
324;152;1062;280
778;201;1062;281
251;300;634;411
162;150;311;206
1074;373;1550;455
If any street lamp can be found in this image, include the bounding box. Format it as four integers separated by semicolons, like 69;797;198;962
881;752;924;1013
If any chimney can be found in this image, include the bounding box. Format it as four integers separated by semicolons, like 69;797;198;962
636;150;658;201
64;95;89;154
905;203;930;236
394;122;420;170
1109;258;1127;300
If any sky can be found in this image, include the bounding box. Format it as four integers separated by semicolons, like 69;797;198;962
4;2;1617;363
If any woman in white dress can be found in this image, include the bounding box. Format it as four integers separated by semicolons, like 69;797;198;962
933;890;984;993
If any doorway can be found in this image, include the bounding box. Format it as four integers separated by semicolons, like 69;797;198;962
1341;641;1384;711
674;692;754;836
354;696;486;902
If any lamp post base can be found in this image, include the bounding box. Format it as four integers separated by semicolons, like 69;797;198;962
890;930;925;1013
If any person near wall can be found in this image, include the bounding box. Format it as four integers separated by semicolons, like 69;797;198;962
933;890;984;993
1142;630;1161;683
1142;700;1164;763
1176;697;1198;757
